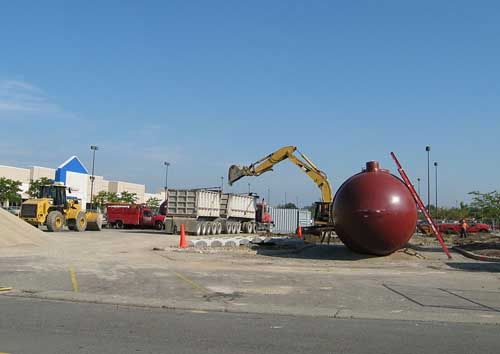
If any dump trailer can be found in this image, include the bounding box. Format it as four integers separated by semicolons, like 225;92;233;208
161;189;268;235
220;193;257;234
162;189;222;235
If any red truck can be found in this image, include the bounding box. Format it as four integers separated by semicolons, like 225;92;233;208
106;204;165;230
438;222;491;234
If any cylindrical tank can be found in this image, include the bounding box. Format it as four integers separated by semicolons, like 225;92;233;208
333;161;417;256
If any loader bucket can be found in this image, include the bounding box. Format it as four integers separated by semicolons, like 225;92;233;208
85;211;103;231
228;165;248;186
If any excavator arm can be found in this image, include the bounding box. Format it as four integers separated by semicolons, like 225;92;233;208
228;145;333;203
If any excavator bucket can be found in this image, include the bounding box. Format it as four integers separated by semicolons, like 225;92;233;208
228;165;249;186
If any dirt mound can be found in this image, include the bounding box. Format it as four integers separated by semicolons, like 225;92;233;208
0;207;50;247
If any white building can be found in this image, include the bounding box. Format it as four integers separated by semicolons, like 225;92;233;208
0;157;164;206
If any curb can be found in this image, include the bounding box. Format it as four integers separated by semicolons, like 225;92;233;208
453;246;500;263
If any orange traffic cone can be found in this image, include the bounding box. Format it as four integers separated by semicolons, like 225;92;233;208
179;224;188;248
297;225;303;239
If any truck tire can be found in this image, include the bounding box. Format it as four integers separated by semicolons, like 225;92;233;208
236;223;241;234
244;222;251;234
196;222;202;236
155;221;164;230
115;220;124;229
251;223;257;234
216;222;222;234
74;211;87;232
201;222;208;235
47;210;65;232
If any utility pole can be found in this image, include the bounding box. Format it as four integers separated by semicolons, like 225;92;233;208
247;183;251;194
434;162;438;218
164;161;170;200
425;146;431;214
220;176;224;192
90;145;98;210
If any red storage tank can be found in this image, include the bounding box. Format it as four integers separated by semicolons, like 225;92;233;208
333;161;417;256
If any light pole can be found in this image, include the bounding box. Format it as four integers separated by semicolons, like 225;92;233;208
220;176;224;191
90;145;98;210
247;183;251;194
434;162;438;218
425;146;431;214
417;178;421;196
164;162;170;200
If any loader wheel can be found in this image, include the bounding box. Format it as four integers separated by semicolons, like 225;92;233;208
47;211;64;232
74;211;87;232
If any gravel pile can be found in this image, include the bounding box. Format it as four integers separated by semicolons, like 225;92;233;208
0;207;50;247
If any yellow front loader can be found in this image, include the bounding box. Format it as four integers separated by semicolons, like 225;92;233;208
20;182;102;232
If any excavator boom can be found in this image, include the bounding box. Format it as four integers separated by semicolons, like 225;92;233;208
228;145;333;204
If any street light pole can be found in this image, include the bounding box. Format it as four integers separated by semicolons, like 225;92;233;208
220;176;224;191
248;183;251;194
164;162;170;200
90;145;98;210
434;162;438;218
425;146;431;214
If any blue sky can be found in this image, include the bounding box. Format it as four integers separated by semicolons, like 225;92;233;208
1;1;498;207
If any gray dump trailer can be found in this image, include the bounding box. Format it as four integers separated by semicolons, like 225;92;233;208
220;193;257;234
163;189;257;235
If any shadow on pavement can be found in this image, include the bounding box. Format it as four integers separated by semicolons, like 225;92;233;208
407;244;451;253
114;230;168;236
446;262;500;272
256;244;376;261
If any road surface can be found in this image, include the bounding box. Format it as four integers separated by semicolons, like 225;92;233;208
0;297;497;354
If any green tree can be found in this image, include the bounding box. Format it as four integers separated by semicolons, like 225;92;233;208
106;192;120;203
146;197;161;211
120;191;138;203
468;191;500;220
0;178;22;206
28;177;53;198
92;191;109;210
276;202;298;209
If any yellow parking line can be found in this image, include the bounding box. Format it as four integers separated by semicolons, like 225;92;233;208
0;287;13;292
69;267;79;292
172;271;209;293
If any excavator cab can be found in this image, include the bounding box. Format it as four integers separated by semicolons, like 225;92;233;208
314;202;331;225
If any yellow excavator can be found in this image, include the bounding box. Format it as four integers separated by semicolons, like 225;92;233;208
20;182;102;232
228;145;334;235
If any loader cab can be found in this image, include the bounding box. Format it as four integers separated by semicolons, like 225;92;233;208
39;184;68;208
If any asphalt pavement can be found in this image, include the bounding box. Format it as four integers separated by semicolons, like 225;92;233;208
0;296;498;354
